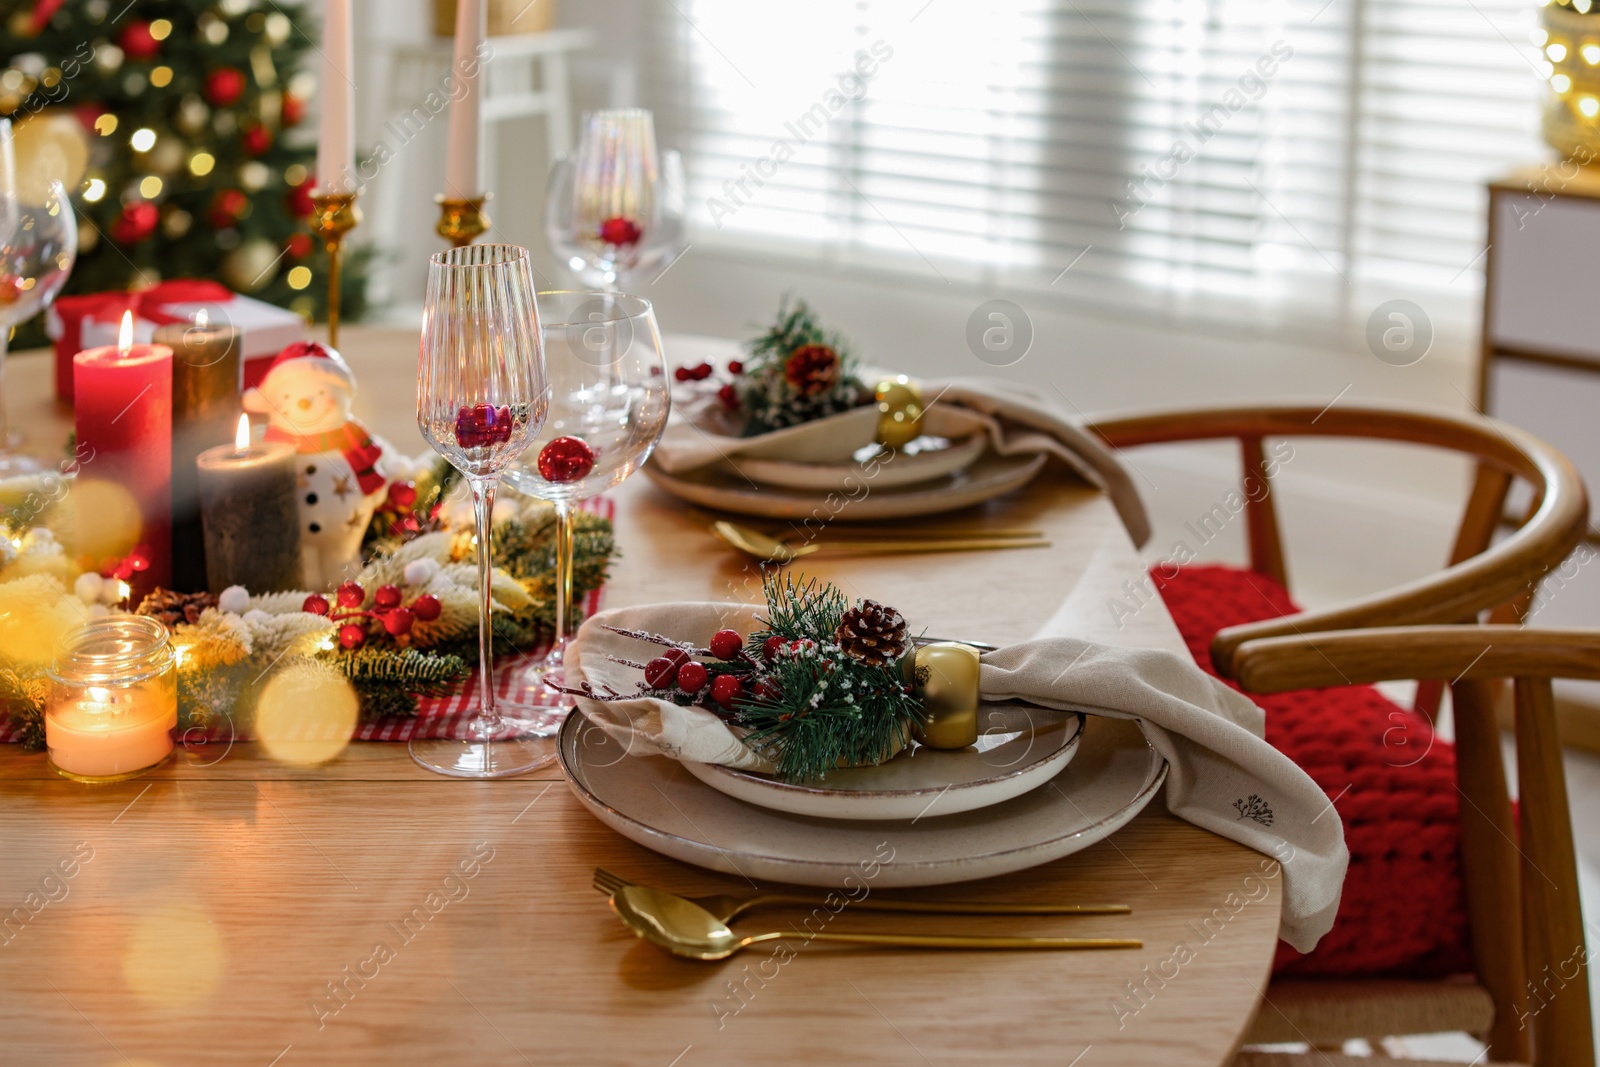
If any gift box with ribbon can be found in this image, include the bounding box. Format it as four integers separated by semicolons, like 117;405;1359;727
47;280;306;400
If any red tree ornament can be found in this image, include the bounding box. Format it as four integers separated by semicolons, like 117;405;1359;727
281;94;305;126
536;436;595;482
285;232;313;259
241;124;272;156
286;178;315;218
119;21;161;61
205;67;246;107
598;217;642;246
209;188;248;228
110;201;159;244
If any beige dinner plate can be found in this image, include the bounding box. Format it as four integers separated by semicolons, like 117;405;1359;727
558;709;1167;888
643;450;1047;521
681;705;1085;821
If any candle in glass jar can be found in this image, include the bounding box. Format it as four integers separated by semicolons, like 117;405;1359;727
197;415;302;594
46;616;177;782
74;311;173;599
154;310;243;593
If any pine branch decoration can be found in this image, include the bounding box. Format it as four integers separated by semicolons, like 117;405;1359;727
736;297;867;436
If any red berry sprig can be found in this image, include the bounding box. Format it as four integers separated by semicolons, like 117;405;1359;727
302;580;446;646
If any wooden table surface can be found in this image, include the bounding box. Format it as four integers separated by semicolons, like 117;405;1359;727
0;327;1280;1067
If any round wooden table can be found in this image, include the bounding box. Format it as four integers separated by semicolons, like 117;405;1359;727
0;328;1280;1066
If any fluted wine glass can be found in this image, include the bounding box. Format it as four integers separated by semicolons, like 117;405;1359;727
413;244;552;777
545;108;686;291
499;291;671;726
0;118;76;475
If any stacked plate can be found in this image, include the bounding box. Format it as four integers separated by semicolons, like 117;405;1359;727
558;705;1168;888
644;405;1047;520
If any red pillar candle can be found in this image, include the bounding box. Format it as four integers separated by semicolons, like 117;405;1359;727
73;312;174;602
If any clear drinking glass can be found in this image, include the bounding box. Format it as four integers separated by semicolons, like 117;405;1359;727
499;291;671;726
413;244;552;777
545;108;686;291
0;118;76;474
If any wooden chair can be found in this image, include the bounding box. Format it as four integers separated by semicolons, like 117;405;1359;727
1087;402;1589;683
1229;625;1597;1067
1084;402;1592;1060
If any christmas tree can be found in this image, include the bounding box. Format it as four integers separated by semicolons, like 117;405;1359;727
1;0;369;346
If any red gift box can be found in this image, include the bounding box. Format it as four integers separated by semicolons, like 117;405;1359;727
47;280;305;400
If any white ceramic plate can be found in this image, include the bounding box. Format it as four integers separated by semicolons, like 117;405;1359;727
558;710;1167;889
643;451;1047;521
682;705;1084;821
737;434;988;492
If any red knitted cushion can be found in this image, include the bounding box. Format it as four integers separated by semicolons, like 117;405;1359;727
1151;564;1473;979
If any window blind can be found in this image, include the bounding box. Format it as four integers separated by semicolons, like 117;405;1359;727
642;0;1547;324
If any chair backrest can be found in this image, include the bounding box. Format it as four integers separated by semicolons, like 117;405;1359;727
1087;402;1590;683
1234;625;1598;1067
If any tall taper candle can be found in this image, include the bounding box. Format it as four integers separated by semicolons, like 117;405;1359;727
198;416;302;594
154;313;242;592
443;0;485;196
316;0;356;194
74;312;173;601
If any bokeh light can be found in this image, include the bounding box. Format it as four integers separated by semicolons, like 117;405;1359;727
254;660;359;765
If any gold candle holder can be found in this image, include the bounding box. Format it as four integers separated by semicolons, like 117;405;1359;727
309;192;362;349
435;194;492;249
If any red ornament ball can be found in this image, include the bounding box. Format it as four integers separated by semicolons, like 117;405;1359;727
387;481;417;508
411;594;442;622
536;436;595;483
709;629;744;661
335;580;365;609
643;657;676;689
455;404;514;448
241;124;272;156
338;624;366;650
119;21;161;61
282;94;305;127
710;674;743;708
286;179;315;218
762;635;785;662
205;66;247;107
302;594;330;616
209;188;248;229
373;584;403;611
675;661;709;693
110;201;159;244
598;216;642;246
382;607;415;636
285;232;313;259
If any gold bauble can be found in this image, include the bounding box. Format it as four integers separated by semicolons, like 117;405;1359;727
222;239;280;292
909;642;981;749
11;111;90;201
874;375;925;449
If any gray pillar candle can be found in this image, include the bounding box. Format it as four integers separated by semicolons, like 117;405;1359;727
197;422;302;595
154;317;243;592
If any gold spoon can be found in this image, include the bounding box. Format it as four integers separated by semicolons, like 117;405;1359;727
609;884;1142;961
711;520;1049;563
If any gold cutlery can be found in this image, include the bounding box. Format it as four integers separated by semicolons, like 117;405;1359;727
609;884;1142;961
712;520;1049;563
592;868;1129;925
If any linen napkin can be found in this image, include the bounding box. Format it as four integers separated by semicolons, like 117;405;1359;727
565;601;1349;953
652;375;1152;548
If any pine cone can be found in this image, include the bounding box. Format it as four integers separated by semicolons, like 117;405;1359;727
136;589;219;630
834;599;909;667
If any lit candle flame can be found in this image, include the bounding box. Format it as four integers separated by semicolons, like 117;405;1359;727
195;308;209;329
117;310;134;355
234;414;251;451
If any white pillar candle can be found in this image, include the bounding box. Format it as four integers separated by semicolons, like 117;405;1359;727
444;0;486;195
316;0;357;194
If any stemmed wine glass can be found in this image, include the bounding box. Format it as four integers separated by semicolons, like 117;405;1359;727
413;244;552;778
545;108;686;291
0;119;76;475
499;291;671;726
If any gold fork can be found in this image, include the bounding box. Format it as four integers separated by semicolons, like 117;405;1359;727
592;868;1131;925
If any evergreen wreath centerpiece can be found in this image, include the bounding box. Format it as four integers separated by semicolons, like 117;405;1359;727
568;572;935;783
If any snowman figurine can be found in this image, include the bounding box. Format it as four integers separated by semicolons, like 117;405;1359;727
243;341;391;590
